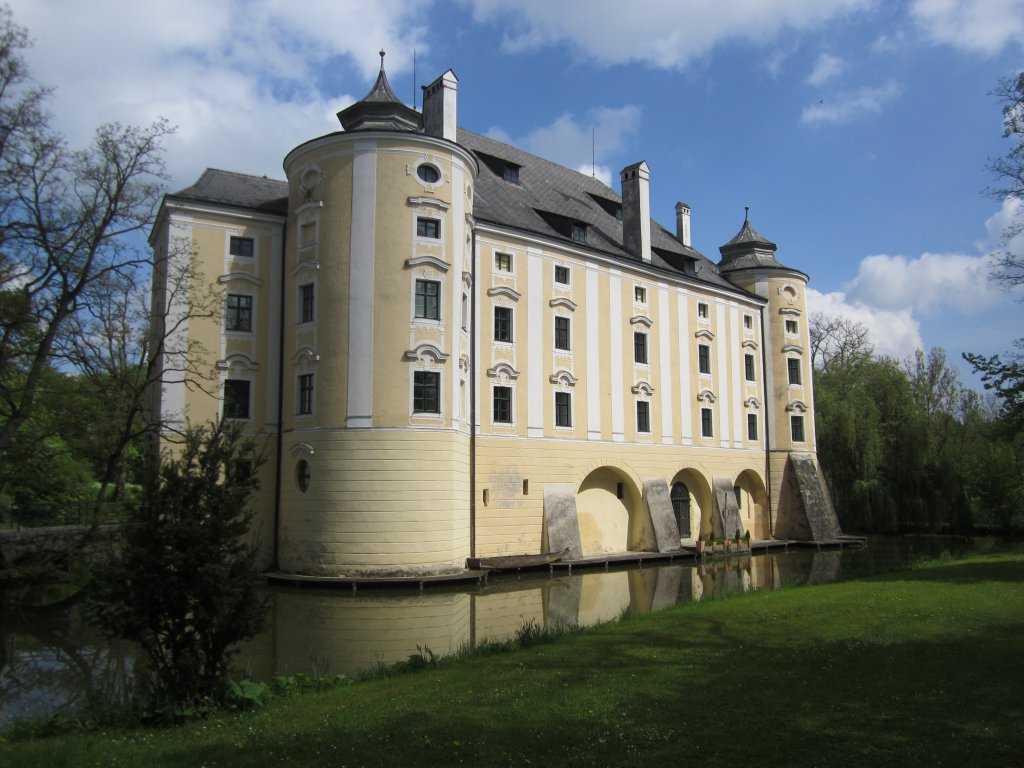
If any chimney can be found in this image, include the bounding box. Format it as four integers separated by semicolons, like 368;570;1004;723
675;201;692;247
422;69;458;141
620;161;651;263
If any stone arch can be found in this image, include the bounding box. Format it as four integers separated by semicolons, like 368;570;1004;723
575;466;650;555
668;468;713;539
734;468;770;540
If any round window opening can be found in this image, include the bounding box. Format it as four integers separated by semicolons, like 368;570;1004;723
417;164;440;184
296;460;311;492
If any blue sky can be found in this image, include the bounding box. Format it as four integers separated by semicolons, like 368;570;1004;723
10;0;1024;379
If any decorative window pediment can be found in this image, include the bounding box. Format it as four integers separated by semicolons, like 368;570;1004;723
782;344;804;355
216;353;260;373
549;369;578;387
462;270;473;287
549;297;578;311
405;255;450;272
779;306;802;316
487;285;521;301
631;380;655;396
289;442;315;458
696;389;717;404
218;271;263;287
487;361;520;381
786;400;808;413
291;259;320;276
630;314;653;328
404;342;449;364
744;397;761;409
407;196;450;210
292;346;319;365
742;339;758;350
695;328;715;341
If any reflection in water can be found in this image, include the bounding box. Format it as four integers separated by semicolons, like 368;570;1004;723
0;535;986;727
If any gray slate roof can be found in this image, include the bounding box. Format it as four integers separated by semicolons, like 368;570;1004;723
167;131;753;294
718;213;798;274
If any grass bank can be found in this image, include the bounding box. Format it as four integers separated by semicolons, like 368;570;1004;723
4;551;1023;767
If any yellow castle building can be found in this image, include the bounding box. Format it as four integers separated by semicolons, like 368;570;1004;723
149;63;842;577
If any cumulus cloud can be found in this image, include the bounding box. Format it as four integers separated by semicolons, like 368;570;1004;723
845;251;1001;313
460;0;874;69
7;0;433;187
910;0;1024;54
807;53;844;86
807;288;923;359
801;81;902;124
487;105;642;187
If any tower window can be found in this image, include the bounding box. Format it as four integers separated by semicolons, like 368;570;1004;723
785;319;798;335
416;217;440;239
634;331;648;365
298;373;314;415
415;279;440;320
494;306;513;343
300;283;315;323
225;294;252;332
698;344;711;375
788;357;802;385
745;353;756;382
417;164;440;184
413;371;440;414
791;414;806;443
555;316;571;351
493;385;512;424
229;236;254;257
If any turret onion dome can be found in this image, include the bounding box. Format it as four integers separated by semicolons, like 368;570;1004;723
336;52;423;133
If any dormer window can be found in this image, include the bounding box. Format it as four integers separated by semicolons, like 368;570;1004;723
571;222;587;243
503;164;520;183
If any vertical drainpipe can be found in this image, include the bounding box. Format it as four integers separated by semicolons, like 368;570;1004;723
272;220;287;571
759;302;774;537
469;225;477;559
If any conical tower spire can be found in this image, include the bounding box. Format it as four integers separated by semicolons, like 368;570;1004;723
336;50;423;132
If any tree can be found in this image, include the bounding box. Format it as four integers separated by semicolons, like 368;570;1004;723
988;72;1024;290
809;312;873;373
0;7;173;462
88;419;268;709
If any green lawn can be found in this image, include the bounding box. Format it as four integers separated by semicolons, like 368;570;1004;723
4;551;1023;767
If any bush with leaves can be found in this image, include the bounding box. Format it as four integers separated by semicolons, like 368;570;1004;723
89;419;268;711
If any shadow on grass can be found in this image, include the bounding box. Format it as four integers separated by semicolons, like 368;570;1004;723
876;556;1024;585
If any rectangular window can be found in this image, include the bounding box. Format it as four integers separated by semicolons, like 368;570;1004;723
636;401;651;434
744;314;753;329
555;316;571;351
298;373;314;415
698;344;711;375
493;385;512;423
788;357;802;385
461;293;468;331
415;279;440;320
554;265;570;285
747;413;758;441
791;414;806;443
634;331;648;364
225;294;252;332
698;302;709;319
229;236;254;257
494;306;513;343
495;252;512;272
571;222;587;243
701;407;713;438
785;319;798;335
416;217;440;239
300;221;316;247
504;164;520;183
634;285;647;303
413;371;440;413
555;391;572;427
223;379;250;420
300;284;315;323
745;353;756;382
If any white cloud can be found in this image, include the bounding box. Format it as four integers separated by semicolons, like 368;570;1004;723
6;0;433;188
845;251;1001;313
808;288;923;359
487;105;642;186
807;53;844;86
800;81;902;124
910;0;1024;54
460;0;874;69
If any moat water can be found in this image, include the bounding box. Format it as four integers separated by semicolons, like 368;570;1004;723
0;535;1000;728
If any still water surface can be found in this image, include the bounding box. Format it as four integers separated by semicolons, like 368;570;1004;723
0;535;992;727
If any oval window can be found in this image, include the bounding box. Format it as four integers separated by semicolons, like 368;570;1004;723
417;164;440;184
296;460;311;492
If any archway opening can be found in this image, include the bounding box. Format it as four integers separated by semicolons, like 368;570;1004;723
669;468;712;539
575;468;648;555
670;482;691;542
735;468;770;540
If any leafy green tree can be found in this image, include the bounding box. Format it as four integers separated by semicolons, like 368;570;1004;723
88;420;268;709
